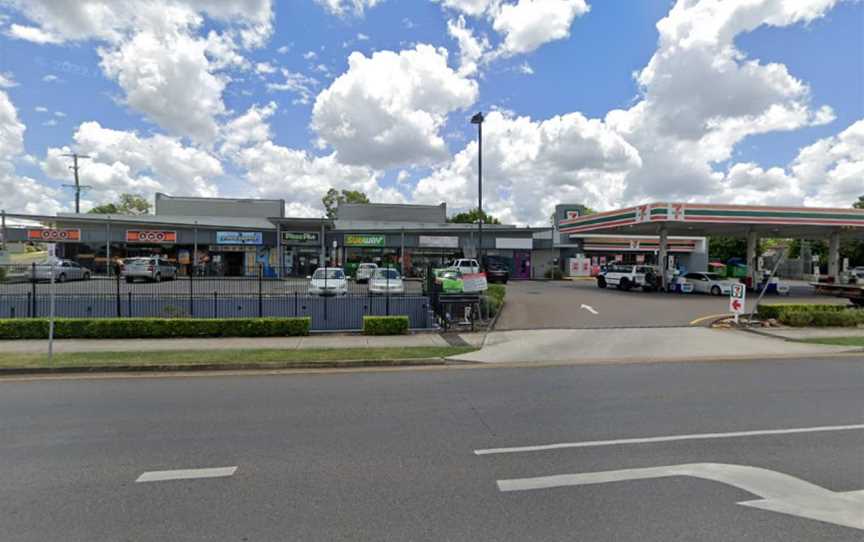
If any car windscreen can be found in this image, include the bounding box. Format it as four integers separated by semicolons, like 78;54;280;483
703;273;723;280
374;269;400;280
313;269;344;279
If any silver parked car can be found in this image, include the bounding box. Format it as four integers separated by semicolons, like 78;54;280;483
29;259;91;282
121;257;177;283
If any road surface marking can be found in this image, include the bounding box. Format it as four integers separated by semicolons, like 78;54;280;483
689;313;730;325
474;423;864;455
497;463;864;531
135;466;237;483
580;304;598;315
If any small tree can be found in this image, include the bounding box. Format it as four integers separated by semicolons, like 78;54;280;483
449;208;501;224
322;188;370;219
88;193;151;215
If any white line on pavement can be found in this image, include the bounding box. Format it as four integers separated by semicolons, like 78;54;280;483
579;303;598;315
135;466;237;483
474;423;864;455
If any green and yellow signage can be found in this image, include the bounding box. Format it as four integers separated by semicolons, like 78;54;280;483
344;234;385;247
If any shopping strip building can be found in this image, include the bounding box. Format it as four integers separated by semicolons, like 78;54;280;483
0;195;709;278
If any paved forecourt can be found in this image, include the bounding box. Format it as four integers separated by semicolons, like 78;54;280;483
494;279;844;330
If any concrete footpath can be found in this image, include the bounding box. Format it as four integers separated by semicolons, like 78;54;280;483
449;327;855;364
1;333;486;355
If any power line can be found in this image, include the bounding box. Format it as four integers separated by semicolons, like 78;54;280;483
61;153;92;213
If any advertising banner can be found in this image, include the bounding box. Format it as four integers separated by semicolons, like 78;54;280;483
27;229;81;242
282;231;319;243
462;272;488;293
126;230;177;243
345;234;385;247
419;235;459;248
216;231;262;245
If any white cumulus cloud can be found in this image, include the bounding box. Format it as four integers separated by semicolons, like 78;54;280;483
312;44;479;169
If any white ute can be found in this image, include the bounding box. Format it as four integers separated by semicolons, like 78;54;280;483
597;264;658;291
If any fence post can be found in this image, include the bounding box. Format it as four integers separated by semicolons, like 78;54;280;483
294;290;298;316
27;291;31;318
258;263;263;318
386;269;390;316
189;266;195;317
213;291;218;318
115;270;121;317
31;262;37;317
127;291;132;318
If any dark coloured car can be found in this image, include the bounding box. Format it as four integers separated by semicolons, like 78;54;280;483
486;264;509;284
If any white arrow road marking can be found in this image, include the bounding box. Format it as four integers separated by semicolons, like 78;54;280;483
474;423;864;455
580;304;598;315
497;463;864;531
135;466;237;483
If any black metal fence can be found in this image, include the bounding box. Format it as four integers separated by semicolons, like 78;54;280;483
0;264;432;330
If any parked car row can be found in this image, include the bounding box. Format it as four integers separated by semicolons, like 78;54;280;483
28;259;91;282
595;265;786;295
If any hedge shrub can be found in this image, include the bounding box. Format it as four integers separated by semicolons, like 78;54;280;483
756;303;848;321
544;267;563;280
0;317;310;340
363;316;409;335
483;284;506;316
775;308;864;327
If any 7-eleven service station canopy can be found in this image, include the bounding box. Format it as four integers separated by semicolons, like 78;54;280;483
559;203;864;239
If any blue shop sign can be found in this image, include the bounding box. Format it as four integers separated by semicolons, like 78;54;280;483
216;231;263;245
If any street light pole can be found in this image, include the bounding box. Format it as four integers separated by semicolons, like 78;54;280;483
471;112;484;269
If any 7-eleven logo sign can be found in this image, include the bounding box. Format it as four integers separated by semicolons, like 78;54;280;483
729;283;746;314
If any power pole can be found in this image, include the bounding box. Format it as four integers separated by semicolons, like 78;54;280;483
61;153;92;213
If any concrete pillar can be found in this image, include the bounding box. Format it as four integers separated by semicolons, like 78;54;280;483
828;230;840;282
747;230;759;288
659;225;669;291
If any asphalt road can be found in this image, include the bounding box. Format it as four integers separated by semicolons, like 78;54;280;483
495;280;848;329
1;358;863;541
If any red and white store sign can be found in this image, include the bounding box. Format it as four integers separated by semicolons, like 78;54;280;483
27;229;81;242
126;230;177;243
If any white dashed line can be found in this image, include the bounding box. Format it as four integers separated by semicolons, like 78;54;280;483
135;466;237;483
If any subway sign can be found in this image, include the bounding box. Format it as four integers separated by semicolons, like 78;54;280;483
27;229;81;242
126;230;177;243
345;234;385;247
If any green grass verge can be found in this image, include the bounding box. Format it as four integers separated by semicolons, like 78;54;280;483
0;346;476;369
797;337;864;347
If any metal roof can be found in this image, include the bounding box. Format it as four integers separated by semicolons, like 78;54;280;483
8;212;276;230
333;219;547;233
559;203;864;239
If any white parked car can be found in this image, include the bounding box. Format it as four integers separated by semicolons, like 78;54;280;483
29;259;91;282
451;258;480;274
308;267;348;296
355;263;378;283
121;257;177;283
683;272;738;295
597;264;658;291
369;268;404;295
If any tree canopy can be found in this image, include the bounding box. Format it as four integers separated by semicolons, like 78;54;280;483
88;193;151;215
322;188;370;219
448;208;501;225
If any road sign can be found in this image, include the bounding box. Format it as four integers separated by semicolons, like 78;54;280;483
729;283;746;322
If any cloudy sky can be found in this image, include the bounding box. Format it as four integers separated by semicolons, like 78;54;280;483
0;0;861;224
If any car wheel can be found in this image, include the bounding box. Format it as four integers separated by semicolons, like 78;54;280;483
83;272;91;281
620;278;631;291
57;273;67;283
597;276;607;289
154;273;162;283
125;277;134;284
711;285;721;296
